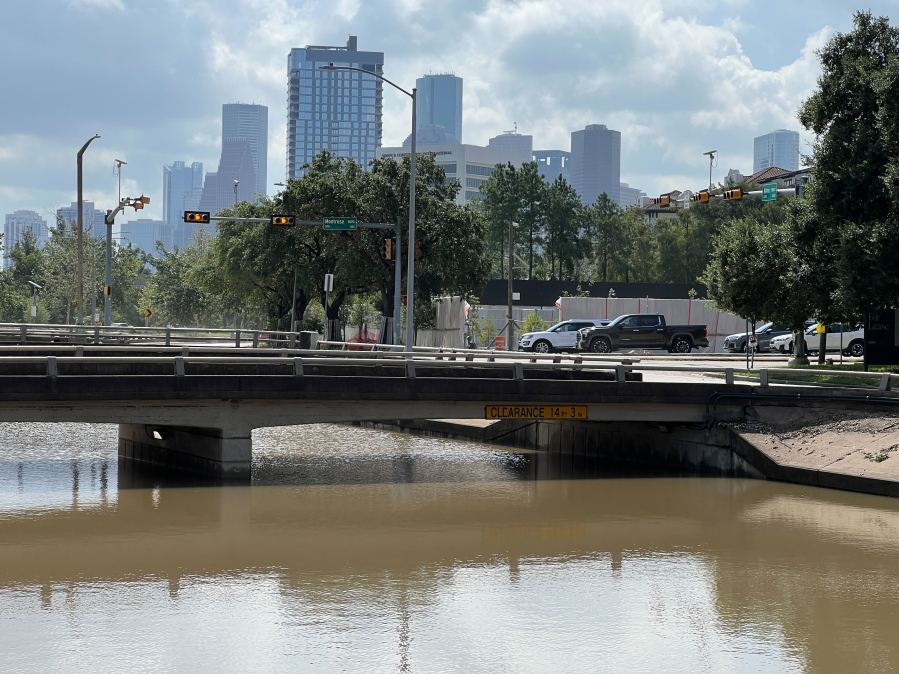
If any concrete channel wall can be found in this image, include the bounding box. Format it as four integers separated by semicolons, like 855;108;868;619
356;418;764;479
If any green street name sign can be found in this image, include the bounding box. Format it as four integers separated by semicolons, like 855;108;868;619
323;216;358;231
762;183;777;202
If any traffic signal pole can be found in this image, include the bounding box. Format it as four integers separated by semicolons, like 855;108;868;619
394;221;402;344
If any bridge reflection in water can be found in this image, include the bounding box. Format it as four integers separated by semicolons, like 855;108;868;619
1;424;898;672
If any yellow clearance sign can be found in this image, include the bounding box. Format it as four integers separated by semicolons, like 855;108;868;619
485;405;588;420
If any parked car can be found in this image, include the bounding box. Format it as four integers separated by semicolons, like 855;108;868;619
769;323;865;357
518;319;609;353
576;314;709;354
723;322;812;352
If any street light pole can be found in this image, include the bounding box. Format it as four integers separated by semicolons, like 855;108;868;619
104;194;149;326
76;134;101;325
703;149;717;193
319;63;416;350
507;220;515;350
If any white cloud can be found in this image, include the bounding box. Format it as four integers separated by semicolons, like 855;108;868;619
2;0;839;218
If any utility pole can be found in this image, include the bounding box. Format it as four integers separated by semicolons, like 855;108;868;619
76;134;101;325
233;179;239;206
107;159;127;327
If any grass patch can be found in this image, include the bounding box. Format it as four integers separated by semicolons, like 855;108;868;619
735;363;899;388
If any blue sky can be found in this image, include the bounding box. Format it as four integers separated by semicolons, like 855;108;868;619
1;0;897;224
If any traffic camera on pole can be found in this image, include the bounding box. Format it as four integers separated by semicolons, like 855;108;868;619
723;188;743;201
271;215;295;226
184;211;211;223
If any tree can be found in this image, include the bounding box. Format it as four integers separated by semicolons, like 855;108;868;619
589;194;626;281
798;11;899;316
542;176;583;280
478;163;521;278
702;203;814;345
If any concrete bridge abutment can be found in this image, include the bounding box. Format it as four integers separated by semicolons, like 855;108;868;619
118;423;252;480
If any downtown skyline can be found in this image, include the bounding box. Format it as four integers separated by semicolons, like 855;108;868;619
2;0;896;224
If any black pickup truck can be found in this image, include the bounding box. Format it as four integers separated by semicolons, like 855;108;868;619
576;314;709;353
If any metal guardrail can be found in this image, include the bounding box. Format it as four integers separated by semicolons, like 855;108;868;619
0;322;311;349
0;353;893;391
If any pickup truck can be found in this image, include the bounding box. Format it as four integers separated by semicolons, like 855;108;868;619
576;314;709;353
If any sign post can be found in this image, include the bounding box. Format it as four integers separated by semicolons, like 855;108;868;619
323;217;357;231
762;183;777;202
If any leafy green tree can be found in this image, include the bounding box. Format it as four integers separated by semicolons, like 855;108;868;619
589;194;627;281
478;163;521;278
798;11;899;316
542;176;583;280
627;216;659;282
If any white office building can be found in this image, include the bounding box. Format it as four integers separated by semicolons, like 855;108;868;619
487;129;533;167
377;141;528;205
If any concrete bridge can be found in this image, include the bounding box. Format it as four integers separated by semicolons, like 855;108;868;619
0;353;896;479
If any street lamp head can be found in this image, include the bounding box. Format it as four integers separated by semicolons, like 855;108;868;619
320;63;338;71
28;281;42;290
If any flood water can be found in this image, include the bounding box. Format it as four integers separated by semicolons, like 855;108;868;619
1;423;899;673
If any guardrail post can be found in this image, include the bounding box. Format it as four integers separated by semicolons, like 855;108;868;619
512;362;524;381
235;329;241;348
181;347;189;357
880;373;891;391
759;370;769;387
552;355;561;364
252;332;259;348
94;326;100;344
465;353;474;362
405;359;416;378
289;332;296;349
19;325;26;344
725;368;734;385
615;365;626;383
174;357;185;376
46;356;57;378
293;357;304;376
75;346;84;358
165;326;171;347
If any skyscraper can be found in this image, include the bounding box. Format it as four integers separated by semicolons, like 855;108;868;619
416;74;462;143
224;104;268;197
533;150;571;183
2;210;48;269
163;161;203;247
199;103;268;219
56;202;106;241
287;35;383;178
488;128;533;167
753;129;800;172
570;124;621;206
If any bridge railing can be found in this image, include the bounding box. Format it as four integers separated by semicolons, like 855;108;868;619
0;321;318;349
0;353;893;391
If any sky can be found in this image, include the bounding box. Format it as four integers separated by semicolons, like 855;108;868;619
1;0;898;225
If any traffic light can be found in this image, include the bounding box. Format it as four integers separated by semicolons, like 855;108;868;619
652;195;671;207
723;188;743;201
270;214;295;226
691;191;710;204
381;238;394;260
184;211;211;223
131;195;150;211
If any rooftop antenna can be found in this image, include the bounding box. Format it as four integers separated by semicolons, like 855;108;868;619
702;150;718;192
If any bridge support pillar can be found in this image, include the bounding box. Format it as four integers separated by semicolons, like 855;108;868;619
118;423;252;480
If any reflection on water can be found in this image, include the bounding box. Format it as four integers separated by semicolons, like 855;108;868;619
1;422;898;672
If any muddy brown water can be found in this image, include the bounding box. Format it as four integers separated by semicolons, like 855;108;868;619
1;422;898;673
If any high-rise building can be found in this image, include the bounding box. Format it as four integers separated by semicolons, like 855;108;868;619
2;210;49;269
224;104;268;197
114;219;173;257
533;150;571;183
416;74;462;144
753;129;800;172
570;124;621;206
163;161;204;248
488;129;533;167
199;103;268;220
618;183;645;209
287;35;383;178
56;202;106;241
